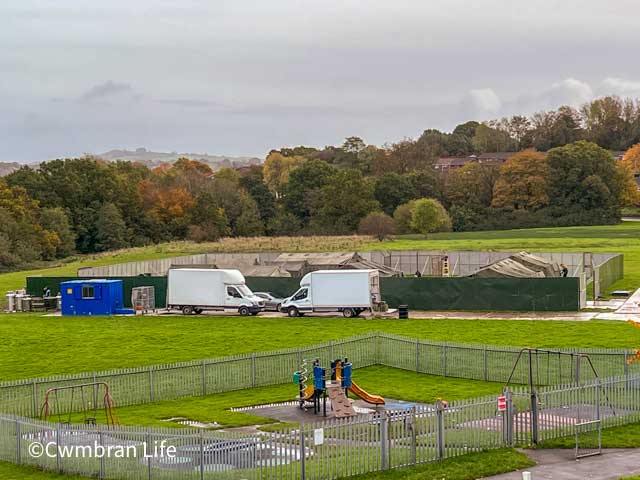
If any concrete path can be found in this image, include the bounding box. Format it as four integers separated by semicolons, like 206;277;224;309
483;448;640;479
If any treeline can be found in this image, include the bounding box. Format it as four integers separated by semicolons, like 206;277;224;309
1;95;640;270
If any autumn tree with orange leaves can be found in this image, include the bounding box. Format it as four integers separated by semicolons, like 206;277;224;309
492;149;550;210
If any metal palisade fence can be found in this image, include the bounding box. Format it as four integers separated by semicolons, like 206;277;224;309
1;333;640;418
1;373;640;479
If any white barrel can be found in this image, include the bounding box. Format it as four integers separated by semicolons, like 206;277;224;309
5;293;15;312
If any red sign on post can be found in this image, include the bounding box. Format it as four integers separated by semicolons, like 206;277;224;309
497;396;507;411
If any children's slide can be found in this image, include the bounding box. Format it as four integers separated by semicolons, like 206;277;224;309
348;381;385;405
300;384;315;401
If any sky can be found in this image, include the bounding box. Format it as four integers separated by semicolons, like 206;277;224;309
2;0;640;163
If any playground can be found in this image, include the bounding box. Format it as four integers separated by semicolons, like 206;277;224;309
1;325;640;479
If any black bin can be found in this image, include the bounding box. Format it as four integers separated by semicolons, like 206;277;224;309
398;305;409;319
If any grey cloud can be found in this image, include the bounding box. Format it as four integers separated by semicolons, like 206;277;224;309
79;81;134;102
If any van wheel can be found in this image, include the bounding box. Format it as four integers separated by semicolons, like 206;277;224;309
239;306;250;316
182;306;194;315
287;307;299;317
343;308;356;318
194;308;203;315
276;303;282;313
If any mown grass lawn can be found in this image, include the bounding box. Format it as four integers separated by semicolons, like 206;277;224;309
1;314;639;380
539;421;640;449
349;448;535;480
0;448;535;480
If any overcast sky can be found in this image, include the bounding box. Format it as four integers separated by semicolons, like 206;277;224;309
2;0;640;162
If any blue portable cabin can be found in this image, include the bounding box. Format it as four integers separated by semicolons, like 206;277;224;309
60;279;131;316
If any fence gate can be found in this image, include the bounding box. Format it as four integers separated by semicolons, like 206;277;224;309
575;420;602;459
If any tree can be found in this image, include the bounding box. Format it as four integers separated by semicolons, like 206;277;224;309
263;151;305;196
40;208;76;257
316;169;379;233
234;197;264;236
239;166;276;224
621;144;640;172
546;140;623;211
444;162;499;210
620;144;640;207
94;203;129;251
283;159;336;223
472;124;515;153
492;149;550;210
410;198;452;234
187;192;230;242
393;200;418;234
373;173;417;215
358;212;396;240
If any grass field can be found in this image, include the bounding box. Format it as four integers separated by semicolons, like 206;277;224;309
1;314;639;380
0;448;535;480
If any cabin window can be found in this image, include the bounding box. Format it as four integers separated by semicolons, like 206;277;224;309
227;287;242;298
293;288;308;301
81;285;95;299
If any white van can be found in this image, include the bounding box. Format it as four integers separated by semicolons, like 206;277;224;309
280;269;380;318
166;268;264;316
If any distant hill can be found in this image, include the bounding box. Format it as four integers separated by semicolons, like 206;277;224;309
0;162;21;177
96;148;262;170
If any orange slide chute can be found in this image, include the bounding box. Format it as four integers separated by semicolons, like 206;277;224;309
348;381;385;405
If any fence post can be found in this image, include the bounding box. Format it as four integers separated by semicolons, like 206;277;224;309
98;428;105;479
530;389;539;445
300;426;306;480
15;418;21;464
483;347;488;382
148;367;154;402
199;431;205;480
442;345;447;377
503;391;514;447
436;400;445;460
202;361;207;396
330;341;334;360
32;380;37;418
93;372;98;409
146;431;152;480
410;407;417;465
251;353;256;388
56;424;61;473
415;340;420;373
380;410;389;469
575;355;581;386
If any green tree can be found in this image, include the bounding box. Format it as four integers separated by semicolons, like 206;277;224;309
283;159;336;223
187;192;230;242
94;203;129;252
373;173;418;215
393;200;418;234
239;166;276;224
546;141;623;211
316;169;379;233
40;207;76;257
410;198;452;234
358;212;396;240
472;124;515;153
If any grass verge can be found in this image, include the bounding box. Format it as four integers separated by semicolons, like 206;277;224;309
350;448;535;480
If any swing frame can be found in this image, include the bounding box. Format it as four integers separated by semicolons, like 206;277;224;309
40;382;118;427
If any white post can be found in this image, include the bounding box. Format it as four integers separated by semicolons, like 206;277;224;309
522;472;532;480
